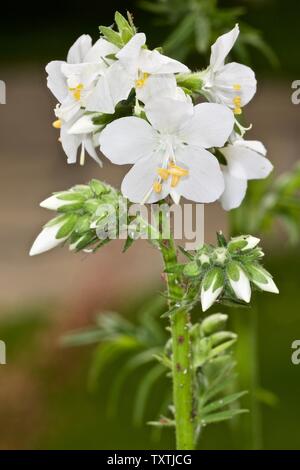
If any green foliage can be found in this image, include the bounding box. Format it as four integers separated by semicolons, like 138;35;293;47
230;162;300;244
63;300;247;438
99;11;136;48
139;0;277;65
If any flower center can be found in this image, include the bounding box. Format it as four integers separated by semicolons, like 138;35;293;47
233;84;242;115
153;163;189;193
135;72;149;88
69;83;84;101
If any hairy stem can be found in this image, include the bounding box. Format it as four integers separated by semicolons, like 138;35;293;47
160;237;195;450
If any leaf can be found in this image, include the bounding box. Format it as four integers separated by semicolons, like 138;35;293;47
200;408;248;425
99;26;123;48
163;14;195;54
195;13;211;53
134;364;166;426
200;391;248;416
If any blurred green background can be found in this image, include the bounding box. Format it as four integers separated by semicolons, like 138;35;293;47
0;0;300;450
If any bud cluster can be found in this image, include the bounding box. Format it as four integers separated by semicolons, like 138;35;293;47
182;233;279;311
30;180;123;255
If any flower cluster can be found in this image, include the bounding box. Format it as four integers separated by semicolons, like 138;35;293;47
182;233;279;311
46;12;273;210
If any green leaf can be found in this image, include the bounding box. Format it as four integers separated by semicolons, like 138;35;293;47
134;364;166;426
195;13;211;53
56;214;77;239
200;391;248;416
200;408;248;425
99;26;123;48
114;11;131;32
164;14;195;54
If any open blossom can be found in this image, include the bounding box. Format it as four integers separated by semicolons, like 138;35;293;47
86;33;189;114
46;34;118;123
201;25;257;115
53;110;101;165
219;133;273;210
100;98;234;204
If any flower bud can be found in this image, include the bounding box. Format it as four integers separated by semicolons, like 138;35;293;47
201;313;228;336
200;267;224;312
30;222;66;256
228;235;260;252
247;264;279;294
227;261;251;303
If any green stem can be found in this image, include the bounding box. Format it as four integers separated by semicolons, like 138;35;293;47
160;237;195;450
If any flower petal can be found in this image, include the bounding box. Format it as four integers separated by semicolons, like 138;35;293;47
29;224;66;256
99;116;158;164
121;151;169;203
220;166;247;210
175;146;225;203
138;49;189;74
68;114;99;134
67;35;92;64
210;24;239;71
214;62;257;107
145;97;194;134
179;103;234;148
84;38;119;63
45;61;67;103
86;62;133;113
60;124;81;163
116;33;146;76
221;144;273;180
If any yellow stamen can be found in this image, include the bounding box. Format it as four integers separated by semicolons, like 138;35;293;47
52;119;62;129
233;83;241;91
157;168;170;180
69;83;84;101
233;95;242;115
153;181;162;193
155;163;189;191
135;72;149;88
168;162;189;178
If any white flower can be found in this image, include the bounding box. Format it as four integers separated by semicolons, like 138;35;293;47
54;111;102;165
29;223;66;256
86;33;189;114
227;262;251;303
46;34;118;122
202;25;257;115
219;134;273;210
99;98;234;204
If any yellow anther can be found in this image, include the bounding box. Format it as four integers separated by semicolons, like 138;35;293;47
233;84;241;91
168;162;189;178
233;96;242;115
157;168;170;180
153;181;162;193
135;72;150;88
52;119;62;129
155;163;189;190
69;83;84;101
